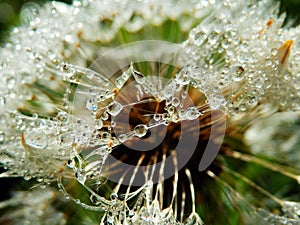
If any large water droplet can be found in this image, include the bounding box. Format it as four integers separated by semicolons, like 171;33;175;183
190;29;207;46
133;124;148;138
107;101;123;116
185;106;201;120
24;131;48;149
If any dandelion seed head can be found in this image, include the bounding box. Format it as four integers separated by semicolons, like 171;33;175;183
0;0;300;224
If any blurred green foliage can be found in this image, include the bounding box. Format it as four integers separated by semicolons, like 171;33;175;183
0;0;300;42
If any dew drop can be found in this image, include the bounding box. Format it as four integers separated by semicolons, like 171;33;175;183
164;83;177;98
95;119;103;129
171;97;180;107
24;131;48;149
86;97;98;111
107;101;123;116
75;170;86;184
101;112;109;121
118;134;128;142
0;131;5;143
176;70;190;85
133;124;148;138
90;194;99;204
101;132;111;142
24;175;32;181
133;70;145;84
208;32;218;45
67;159;75;168
47;50;56;60
239;103;247;112
110;193;118;200
185;106;201;120
59;133;74;146
62;64;76;79
232;66;245;82
0;96;6;106
153;114;161;121
191;29;207;46
56;111;69;123
7;77;16;89
207;94;225;110
86;70;94;79
181;91;188;99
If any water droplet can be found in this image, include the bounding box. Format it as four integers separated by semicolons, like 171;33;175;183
0;131;5;143
86;97;98;111
265;79;272;89
115;69;131;89
171;97;180;107
239;103;247;112
208;31;218;45
59;133;74;146
7;77;16;89
24;131;48;149
90;194;99;204
176;69;190;85
162;113;170;121
75;170;86;184
56;111;69;123
191;29;207;46
233;66;245;82
207;94;225;110
133;124;148;138
110;193;118;200
111;120;116;127
185;107;200;120
101;112;109;120
24;175;32;181
153;114;161;121
101;132;111;142
86;70;94;79
0;96;6;106
118;133;128;142
164;83;177;98
67;159;75;168
95;119;103;129
47;50;56;60
107;101;123;116
133;70;145;84
271;48;278;56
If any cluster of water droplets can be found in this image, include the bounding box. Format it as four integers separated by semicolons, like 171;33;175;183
0;108;74;185
258;201;300;225
62;62;224;187
183;0;300;114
